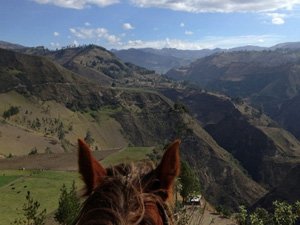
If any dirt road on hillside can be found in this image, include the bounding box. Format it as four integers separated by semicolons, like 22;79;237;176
0;149;121;171
181;205;237;225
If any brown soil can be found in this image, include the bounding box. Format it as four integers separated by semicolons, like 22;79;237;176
185;205;237;225
0;149;121;171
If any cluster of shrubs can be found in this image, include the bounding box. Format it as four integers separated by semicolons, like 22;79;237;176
236;201;300;225
3;106;19;119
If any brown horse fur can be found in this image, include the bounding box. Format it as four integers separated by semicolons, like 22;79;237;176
75;138;181;225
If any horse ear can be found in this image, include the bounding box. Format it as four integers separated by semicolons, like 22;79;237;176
155;140;180;200
78;138;107;195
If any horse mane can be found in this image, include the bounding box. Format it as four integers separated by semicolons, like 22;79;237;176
75;139;180;225
75;162;175;225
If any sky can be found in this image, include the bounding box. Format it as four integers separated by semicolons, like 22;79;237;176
1;0;300;50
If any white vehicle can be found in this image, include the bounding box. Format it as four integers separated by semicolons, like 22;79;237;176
190;195;202;205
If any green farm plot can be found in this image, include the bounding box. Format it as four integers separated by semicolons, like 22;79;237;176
0;175;22;188
0;170;82;225
101;146;154;167
116;87;159;94
0;146;155;224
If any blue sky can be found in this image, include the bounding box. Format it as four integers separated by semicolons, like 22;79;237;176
1;0;300;50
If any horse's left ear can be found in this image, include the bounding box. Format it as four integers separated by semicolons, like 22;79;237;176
78;138;107;195
155;140;180;200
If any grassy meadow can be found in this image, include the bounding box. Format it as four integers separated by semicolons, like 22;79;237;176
0;145;155;225
101;146;154;167
0;170;82;225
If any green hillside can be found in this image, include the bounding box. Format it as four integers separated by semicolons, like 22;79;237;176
1;46;300;216
165;49;300;141
0;170;81;225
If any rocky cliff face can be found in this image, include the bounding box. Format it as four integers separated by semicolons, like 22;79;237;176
165;50;300;141
161;89;300;190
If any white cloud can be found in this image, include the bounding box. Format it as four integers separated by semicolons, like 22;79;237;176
73;40;79;47
180;22;185;27
130;0;300;13
272;17;285;24
85;22;91;26
106;35;119;44
69;26;121;45
70;27;96;38
121;35;282;50
70;28;76;33
53;31;60;36
266;13;287;25
29;0;120;9
185;30;193;35
123;23;135;30
50;42;60;47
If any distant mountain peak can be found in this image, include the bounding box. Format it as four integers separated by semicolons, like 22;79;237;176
0;41;26;50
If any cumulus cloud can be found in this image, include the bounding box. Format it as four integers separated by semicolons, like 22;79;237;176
73;40;79;47
123;23;135;30
85;22;91;26
272;17;285;24
70;27;93;38
53;31;60;36
29;0;119;9
129;0;300;13
266;13;287;25
69;26;121;45
180;22;185;27
69;28;76;33
121;35;281;50
185;30;193;35
50;42;60;47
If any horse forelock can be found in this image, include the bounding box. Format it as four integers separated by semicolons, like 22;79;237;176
75;162;174;225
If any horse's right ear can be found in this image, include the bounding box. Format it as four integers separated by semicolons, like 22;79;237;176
154;140;180;200
78;138;107;195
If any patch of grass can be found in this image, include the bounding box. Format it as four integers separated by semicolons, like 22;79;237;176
0;175;22;188
101;146;154;167
0;91;127;155
0;170;82;225
116;87;158;94
98;106;122;115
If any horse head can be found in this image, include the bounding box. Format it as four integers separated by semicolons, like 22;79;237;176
74;138;180;225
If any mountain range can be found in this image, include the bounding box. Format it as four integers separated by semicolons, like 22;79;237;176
165;49;300;141
111;41;300;74
1;41;300;213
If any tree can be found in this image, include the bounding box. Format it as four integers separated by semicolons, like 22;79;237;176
54;181;80;225
273;201;299;225
236;201;300;225
29;147;38;155
179;159;201;204
12;191;46;225
84;130;94;146
174;102;190;114
3;106;20;119
57;122;65;140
